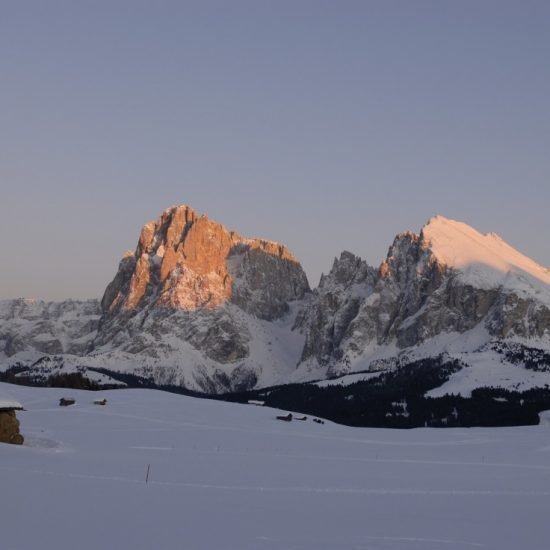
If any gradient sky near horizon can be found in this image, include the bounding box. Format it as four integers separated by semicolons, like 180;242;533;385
1;0;549;300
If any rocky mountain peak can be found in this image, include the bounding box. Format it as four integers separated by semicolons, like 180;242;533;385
101;204;310;320
3;212;550;396
298;216;550;377
321;251;373;288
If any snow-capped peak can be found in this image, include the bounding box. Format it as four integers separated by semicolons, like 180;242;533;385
421;216;550;297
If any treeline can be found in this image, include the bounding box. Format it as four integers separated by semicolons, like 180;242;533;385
0;364;208;397
4;356;550;428
221;356;550;428
0;366;122;391
86;367;211;399
492;343;550;372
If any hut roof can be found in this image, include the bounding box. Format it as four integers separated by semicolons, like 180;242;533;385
0;389;23;411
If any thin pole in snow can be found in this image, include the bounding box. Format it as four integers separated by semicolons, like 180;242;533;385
146;463;151;484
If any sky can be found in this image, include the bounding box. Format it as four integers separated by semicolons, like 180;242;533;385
1;0;549;300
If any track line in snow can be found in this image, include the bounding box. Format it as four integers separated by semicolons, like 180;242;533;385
1;463;550;497
362;535;485;548
128;446;173;451
146;481;550;497
182;447;550;471
283;431;499;447
255;534;485;548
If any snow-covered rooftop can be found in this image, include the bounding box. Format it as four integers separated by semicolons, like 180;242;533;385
0;389;23;410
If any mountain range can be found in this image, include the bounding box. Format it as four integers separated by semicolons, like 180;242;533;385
2;204;550;400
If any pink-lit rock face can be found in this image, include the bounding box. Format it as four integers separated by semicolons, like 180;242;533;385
101;205;309;319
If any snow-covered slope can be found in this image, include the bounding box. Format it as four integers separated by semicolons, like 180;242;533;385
1;381;549;550
423;215;550;302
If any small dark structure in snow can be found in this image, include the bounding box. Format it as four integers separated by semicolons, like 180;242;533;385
276;413;293;422
93;398;107;406
59;398;76;407
0;392;24;445
313;418;325;425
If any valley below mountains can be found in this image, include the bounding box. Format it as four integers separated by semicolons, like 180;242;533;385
2;205;550;426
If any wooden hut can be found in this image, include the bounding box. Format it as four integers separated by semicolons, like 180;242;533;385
0;390;24;445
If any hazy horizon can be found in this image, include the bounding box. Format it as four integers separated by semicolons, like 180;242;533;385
2;1;549;301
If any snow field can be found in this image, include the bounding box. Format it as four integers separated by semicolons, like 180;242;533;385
1;382;550;549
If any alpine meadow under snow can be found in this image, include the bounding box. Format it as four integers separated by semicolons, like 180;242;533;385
2;381;550;550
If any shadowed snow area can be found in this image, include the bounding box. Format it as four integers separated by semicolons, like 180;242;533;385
1;382;550;549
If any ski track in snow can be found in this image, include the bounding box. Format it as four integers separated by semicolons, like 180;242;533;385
361;535;485;548
1;462;550;498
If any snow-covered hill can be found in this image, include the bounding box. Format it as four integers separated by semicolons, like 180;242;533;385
1;381;549;550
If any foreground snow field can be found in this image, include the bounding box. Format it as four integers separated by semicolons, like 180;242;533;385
1;383;550;550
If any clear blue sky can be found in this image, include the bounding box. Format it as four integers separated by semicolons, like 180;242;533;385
1;0;549;300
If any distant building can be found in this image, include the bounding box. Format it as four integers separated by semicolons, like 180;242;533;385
59;398;76;407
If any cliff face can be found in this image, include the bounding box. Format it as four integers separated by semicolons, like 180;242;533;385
295;251;377;367
89;205;310;391
101;205;308;318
